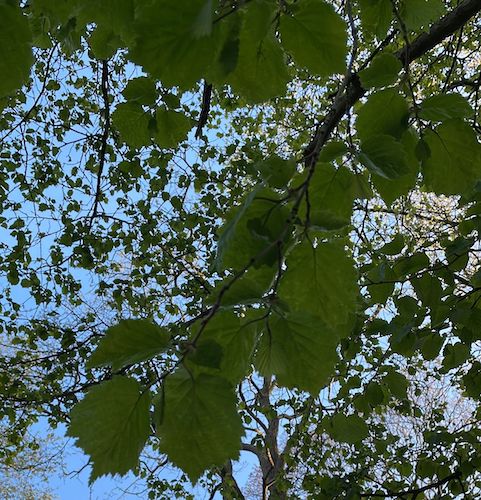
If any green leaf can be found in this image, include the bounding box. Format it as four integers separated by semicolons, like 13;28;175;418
255;155;297;189
422;120;481;195
207;265;276;308
192;0;213;38
383;371;408;399
418;93;473;122
153;109;192;149
356;89;409;142
190;311;259;383
280;0;347;77
78;0;135;40
157;370;243;482
227;1;289;102
188;339;223;369
319;141;349;162
358;0;392;39
215;188;290;272
214;186;262;272
358;53;402;89
360;135;409;179
371;128;420;204
122;77;158;107
380;234;405;255
393;252;430;277
421;333;444;360
301;163;358;230
67;377;151;482
88;27;121;59
400;0;445;31
0;4;33;97
129;0;222;89
279;240;358;333
111;103;152;148
87;319;170;371
442;342;470;371
327;414;369;443
256;313;339;393
365;260;396;304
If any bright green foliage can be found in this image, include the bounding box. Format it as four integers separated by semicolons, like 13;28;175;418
356;89;409;141
207;266;276;308
257;313;339;393
400;0;445;31
216;188;290;271
358;0;392;39
360;135;409;179
67;377;151;482
0;4;33;97
422;120;481;195
154;109;192;149
2;0;481;496
228;1;289;102
370;128;420;203
189;312;259;383
111;103;152;148
156;370;243;481
88;319;170;371
122;77;158;106
255;155;297;189
129;0;220;89
279;241;358;332
280;0;347;77
359;53;402;88
302;163;362;230
418;93;473;122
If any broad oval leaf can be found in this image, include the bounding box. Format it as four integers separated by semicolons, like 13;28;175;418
88;319;170;371
157;370;243;482
67;377;151;482
280;0;347;77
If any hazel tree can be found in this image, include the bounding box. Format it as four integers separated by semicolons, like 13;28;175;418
1;0;481;498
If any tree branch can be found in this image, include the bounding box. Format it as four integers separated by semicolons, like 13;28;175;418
303;0;481;167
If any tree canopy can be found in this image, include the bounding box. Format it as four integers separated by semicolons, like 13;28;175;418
1;0;481;497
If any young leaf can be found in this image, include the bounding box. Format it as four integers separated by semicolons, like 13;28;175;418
157;370;243;482
255;155;297;189
214;185;262;272
129;0;221;89
371;128;420;204
301;163;358;230
215;188;290;272
122;77;158;106
189;311;259;383
67;377;151;482
280;0;347;77
87;319;170;371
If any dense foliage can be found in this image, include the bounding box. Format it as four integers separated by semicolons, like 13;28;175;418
1;0;481;497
